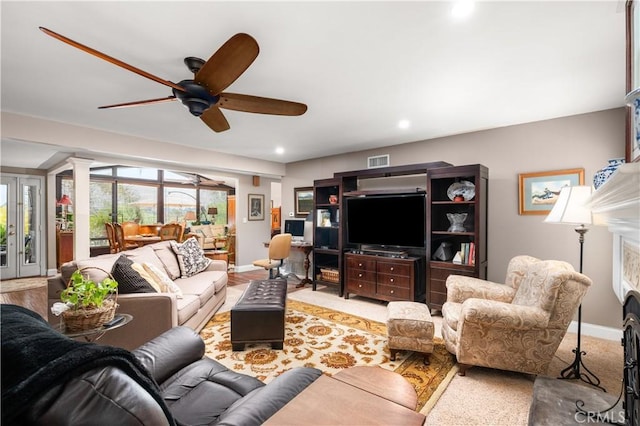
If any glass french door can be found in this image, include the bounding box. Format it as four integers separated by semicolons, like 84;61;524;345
0;176;44;279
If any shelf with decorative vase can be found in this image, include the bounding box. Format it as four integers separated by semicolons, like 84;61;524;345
593;158;625;190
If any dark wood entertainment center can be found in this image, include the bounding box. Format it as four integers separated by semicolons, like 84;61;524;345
344;253;425;302
311;162;488;309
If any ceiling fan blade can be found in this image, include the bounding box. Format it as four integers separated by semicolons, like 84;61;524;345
218;93;307;116
200;106;230;132
195;33;259;95
39;27;186;93
98;96;177;110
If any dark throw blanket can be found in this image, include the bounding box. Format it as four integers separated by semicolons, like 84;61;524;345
0;304;175;425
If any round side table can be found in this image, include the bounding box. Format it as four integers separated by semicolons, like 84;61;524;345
54;313;133;342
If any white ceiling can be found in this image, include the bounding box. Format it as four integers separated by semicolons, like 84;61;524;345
0;1;627;170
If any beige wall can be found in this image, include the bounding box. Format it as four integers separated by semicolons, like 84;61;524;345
283;108;626;330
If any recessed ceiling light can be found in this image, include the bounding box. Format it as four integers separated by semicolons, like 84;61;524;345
275;147;285;155
451;0;475;19
398;119;411;129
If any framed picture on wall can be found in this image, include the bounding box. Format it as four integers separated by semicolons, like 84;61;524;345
294;187;313;218
518;168;585;215
248;194;265;221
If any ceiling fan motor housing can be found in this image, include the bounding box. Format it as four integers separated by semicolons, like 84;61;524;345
173;80;220;116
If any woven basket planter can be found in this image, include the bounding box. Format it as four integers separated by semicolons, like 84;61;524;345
61;266;118;331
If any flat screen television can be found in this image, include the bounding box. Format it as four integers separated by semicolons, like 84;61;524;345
346;193;426;248
284;219;305;240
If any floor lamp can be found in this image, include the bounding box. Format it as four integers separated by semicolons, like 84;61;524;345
544;185;605;391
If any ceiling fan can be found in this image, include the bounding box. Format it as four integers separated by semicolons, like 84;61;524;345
39;27;307;133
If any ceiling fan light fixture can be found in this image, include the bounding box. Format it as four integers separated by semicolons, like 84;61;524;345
184;98;210;116
173;80;220;117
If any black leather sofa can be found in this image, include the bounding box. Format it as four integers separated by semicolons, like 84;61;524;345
1;304;321;425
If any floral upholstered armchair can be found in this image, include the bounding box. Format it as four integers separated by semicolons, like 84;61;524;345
441;255;592;376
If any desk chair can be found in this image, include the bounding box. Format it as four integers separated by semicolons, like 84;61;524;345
252;233;292;279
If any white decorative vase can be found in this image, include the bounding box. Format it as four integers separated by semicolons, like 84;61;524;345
593;158;625;189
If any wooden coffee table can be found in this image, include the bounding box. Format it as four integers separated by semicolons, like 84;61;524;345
264;366;425;425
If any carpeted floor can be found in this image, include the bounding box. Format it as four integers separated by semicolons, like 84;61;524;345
200;298;456;411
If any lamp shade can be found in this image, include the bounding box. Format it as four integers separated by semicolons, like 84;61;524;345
57;194;72;206
207;207;218;215
184;211;197;221
544;186;593;225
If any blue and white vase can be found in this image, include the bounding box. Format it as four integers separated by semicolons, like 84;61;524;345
593;158;625;189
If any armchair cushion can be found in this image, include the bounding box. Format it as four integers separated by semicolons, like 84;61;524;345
133;326;204;384
460;299;550;330
511;260;574;311
446;276;516;304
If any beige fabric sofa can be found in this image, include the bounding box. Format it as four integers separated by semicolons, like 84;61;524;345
190;224;226;249
441;255;592;376
47;240;227;350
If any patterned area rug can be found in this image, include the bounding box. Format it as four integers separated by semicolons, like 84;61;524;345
199;299;457;411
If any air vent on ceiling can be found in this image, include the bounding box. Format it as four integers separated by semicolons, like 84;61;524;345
367;154;390;169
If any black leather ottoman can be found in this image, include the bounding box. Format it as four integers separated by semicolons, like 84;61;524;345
231;279;287;351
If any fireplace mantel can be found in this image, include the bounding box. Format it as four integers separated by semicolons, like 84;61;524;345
589;162;640;303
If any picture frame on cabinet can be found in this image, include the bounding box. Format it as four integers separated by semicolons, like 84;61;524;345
294;187;313;218
518;168;584;215
626;0;640;162
248;194;265;221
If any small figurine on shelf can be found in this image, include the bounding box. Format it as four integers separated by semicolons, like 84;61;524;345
447;213;467;232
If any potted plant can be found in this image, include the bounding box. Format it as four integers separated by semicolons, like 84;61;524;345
59;269;118;331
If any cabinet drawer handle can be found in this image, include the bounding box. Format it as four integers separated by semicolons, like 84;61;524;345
390;267;394;271
358;273;363;278
390;290;394;294
358;284;362;288
358;263;363;267
390;278;394;283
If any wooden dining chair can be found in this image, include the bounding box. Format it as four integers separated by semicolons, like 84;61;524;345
159;223;183;241
121;221;140;238
114;222;137;251
104;222;119;253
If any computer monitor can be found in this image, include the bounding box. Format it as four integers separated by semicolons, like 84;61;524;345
284;219;305;241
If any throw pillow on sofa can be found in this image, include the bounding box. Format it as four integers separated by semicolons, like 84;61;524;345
111;255;157;294
170;237;211;278
131;262;163;293
142;262;184;298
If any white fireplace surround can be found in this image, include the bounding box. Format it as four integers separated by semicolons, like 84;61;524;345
589;162;640;304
